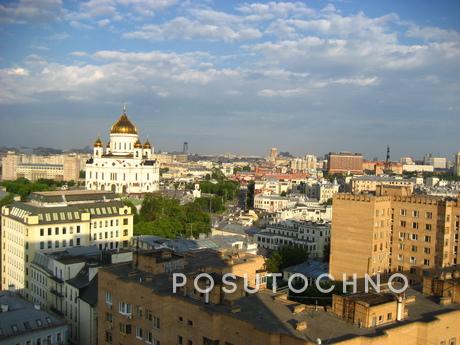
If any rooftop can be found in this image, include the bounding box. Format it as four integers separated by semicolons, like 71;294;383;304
102;260;460;344
0;292;67;340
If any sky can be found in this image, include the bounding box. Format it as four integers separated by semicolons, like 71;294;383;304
0;0;459;159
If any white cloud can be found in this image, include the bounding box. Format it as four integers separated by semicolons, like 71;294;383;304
0;0;63;24
124;16;262;41
6;67;29;76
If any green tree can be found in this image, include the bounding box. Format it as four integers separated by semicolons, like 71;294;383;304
265;246;309;273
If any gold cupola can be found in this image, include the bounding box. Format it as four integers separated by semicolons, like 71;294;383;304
110;106;138;135
143;139;151;149
134;139;142;148
94;137;103;147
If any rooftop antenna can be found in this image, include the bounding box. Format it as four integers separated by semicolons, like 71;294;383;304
123;103;127;115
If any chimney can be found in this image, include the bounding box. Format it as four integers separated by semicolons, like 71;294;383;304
396;296;404;321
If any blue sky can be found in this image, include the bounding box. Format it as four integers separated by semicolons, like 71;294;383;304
0;0;459;159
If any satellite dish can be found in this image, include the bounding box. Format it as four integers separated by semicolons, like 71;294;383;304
316;339;322;345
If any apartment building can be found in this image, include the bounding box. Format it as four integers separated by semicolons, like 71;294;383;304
1;190;133;293
97;248;460;345
330;188;460;283
253;194;295;213
29;246;132;345
326;152;363;174
255;220;330;258
2;151;82;181
350;176;415;194
305;179;340;203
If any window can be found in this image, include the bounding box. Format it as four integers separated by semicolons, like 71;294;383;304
424;259;430;266
424;247;431;254
123;229;128;236
412;222;419;229
387;313;392;320
40;242;44;249
400;209;406;216
425;224;432;231
411;245;417;252
105;291;112;305
40;228;44;236
70;239;74;247
62;227;66;235
105;331;112;344
153;316;160;329
412;210;419;218
55;227;59;235
55;241;59;248
123;218;129;225
47;228;52;235
411;234;418;241
119;323;132;335
425;235;431;243
118;302;132;315
76;238;80;246
187;320;193;326
400;220;406;227
410;257;416;264
178;336;183;345
136;326;143;339
426;212;433;219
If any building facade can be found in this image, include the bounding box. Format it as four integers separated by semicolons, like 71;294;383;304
1;190;133;293
85;107;160;194
255;220;330;258
326;152;363;174
1;152;81;182
350;176;415;194
330;189;460;283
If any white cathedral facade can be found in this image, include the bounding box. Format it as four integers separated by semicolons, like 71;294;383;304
85;107;160;194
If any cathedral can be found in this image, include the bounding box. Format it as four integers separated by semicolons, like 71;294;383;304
85;107;160;194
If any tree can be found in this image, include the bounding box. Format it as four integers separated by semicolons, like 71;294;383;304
265;246;309;272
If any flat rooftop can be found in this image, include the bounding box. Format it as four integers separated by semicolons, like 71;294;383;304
102;261;460;344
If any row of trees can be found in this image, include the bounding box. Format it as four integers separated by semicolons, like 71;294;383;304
131;193;212;239
1;178;76;200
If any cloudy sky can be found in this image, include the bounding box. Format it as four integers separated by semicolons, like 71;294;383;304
0;0;459;159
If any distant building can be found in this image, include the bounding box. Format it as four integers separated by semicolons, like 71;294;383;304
1;152;81;181
350;176;414;194
402;164;434;173
305;179;340;203
456;151;460;177
1;190;133;293
0;290;68;345
253;194;295;213
423;154;447;169
290;155;317;173
255;220;330;258
269;147;278;161
326;152;363;174
85;107;160;194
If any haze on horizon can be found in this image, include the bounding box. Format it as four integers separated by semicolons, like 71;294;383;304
0;0;459;160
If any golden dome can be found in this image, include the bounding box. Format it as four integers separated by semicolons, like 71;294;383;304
110;112;138;135
134;139;142;148
94;137;103;147
143;140;151;149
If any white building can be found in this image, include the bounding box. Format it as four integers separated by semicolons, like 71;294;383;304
255;220;330;258
85;107;160;194
29;246;132;345
1;190;133;293
305;179;340;203
253;194;296;213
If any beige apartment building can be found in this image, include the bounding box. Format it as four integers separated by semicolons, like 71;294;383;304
2;151;82;181
350;176;415;194
1;190;133;295
330;188;460;284
98;248;460;345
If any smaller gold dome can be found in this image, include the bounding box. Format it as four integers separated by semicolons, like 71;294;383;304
94;137;103;148
134;139;142;148
143;140;151;149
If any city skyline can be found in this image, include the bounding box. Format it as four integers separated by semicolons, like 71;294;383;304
1;0;459;158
